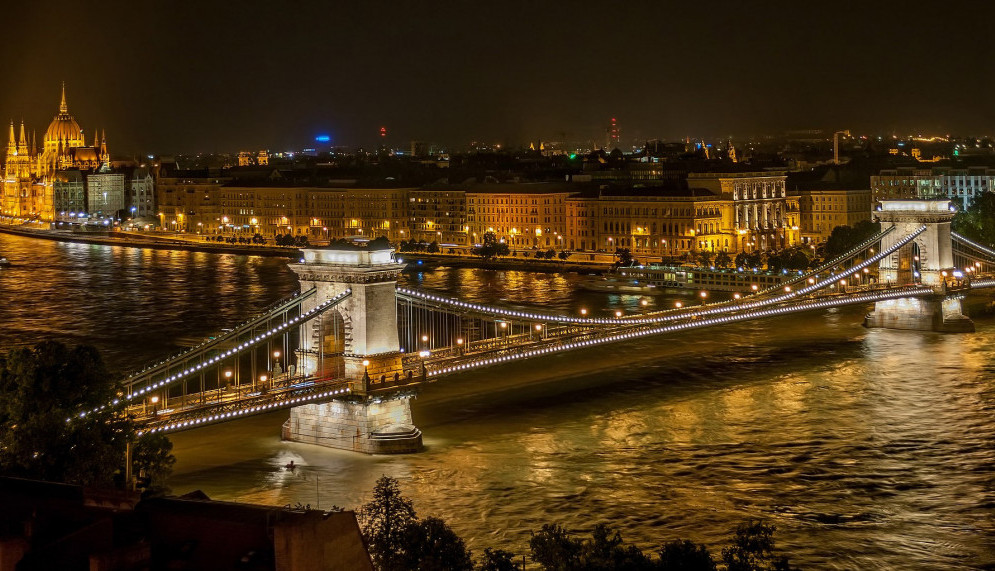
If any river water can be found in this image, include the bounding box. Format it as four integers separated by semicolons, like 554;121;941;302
1;233;993;569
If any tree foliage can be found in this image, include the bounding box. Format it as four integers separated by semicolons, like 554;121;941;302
658;539;717;571
613;248;637;267
714;250;733;269
721;520;794;571
397;516;473;571
133;432;176;496
275;233;311;247
822;220;881;260
473;231;510;259
478;548;519;571
355;478;796;571
766;247;812;273
0;342;173;489
953;192;995;246
359;475;418;570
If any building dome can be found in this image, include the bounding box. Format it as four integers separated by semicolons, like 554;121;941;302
42;85;85;152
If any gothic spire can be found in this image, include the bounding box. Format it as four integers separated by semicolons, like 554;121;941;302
60;82;68;114
7;122;15;154
18;121;28;154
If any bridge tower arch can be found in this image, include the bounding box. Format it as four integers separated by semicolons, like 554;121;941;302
865;199;974;332
283;246;423;454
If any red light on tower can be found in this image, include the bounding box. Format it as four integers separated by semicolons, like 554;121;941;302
606;117;620;149
380;126;387;138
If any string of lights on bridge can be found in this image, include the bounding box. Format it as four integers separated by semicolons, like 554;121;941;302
136;386;353;436
71;289;353;422
120;288;317;385
753;226;895;296
951;232;995;259
425;286;937;379
397;226;926;327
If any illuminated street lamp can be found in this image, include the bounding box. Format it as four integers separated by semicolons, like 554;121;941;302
614;310;623;318
675;301;683;308
580;308;588;316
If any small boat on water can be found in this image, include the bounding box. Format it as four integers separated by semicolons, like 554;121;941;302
0;257;11;267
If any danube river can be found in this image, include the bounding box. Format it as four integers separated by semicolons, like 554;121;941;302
1;232;993;569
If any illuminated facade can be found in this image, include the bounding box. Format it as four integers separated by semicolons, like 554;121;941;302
688;172;799;252
2;85;111;220
872;166;995;210
466;187;569;249
792;189;871;243
154;173;809;258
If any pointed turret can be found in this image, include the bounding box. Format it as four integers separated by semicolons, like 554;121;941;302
100;130;110;170
7;122;15;155
59;82;68;114
18;121;28;155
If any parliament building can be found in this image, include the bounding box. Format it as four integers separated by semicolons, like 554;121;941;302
2;84;110;221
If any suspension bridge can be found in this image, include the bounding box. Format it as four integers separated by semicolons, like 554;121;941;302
75;199;995;454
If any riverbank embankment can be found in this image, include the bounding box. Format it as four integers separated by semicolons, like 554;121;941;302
0;225;302;258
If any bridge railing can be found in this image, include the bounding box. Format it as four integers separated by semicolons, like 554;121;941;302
135;373;355;434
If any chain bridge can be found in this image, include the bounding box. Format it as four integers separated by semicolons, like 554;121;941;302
74;199;995;454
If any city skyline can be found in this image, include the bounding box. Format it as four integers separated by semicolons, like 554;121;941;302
3;1;994;153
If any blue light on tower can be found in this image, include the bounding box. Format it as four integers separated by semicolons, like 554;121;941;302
315;135;331;143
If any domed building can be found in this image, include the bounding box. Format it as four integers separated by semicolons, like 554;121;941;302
43;86;85;153
2;84;109;220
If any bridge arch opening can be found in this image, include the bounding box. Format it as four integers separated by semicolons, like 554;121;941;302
314;309;348;378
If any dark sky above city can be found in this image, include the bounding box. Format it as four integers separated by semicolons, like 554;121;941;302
3;1;993;154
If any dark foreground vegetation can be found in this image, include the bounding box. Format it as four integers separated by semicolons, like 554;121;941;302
356;476;797;571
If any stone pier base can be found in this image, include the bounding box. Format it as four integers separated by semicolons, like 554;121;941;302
283;394;422;454
864;296;974;333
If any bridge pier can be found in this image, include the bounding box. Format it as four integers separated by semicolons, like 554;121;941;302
863;294;974;333
283;245;422;454
283;393;422;454
864;200;974;333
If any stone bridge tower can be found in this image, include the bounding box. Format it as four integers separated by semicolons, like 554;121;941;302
282;246;422;454
865;199;973;332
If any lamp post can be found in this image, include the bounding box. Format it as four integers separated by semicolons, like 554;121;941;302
273;350;282;375
222;370;232;401
418;350;429;379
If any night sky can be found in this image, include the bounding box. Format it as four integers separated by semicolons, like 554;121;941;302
4;1;993;153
